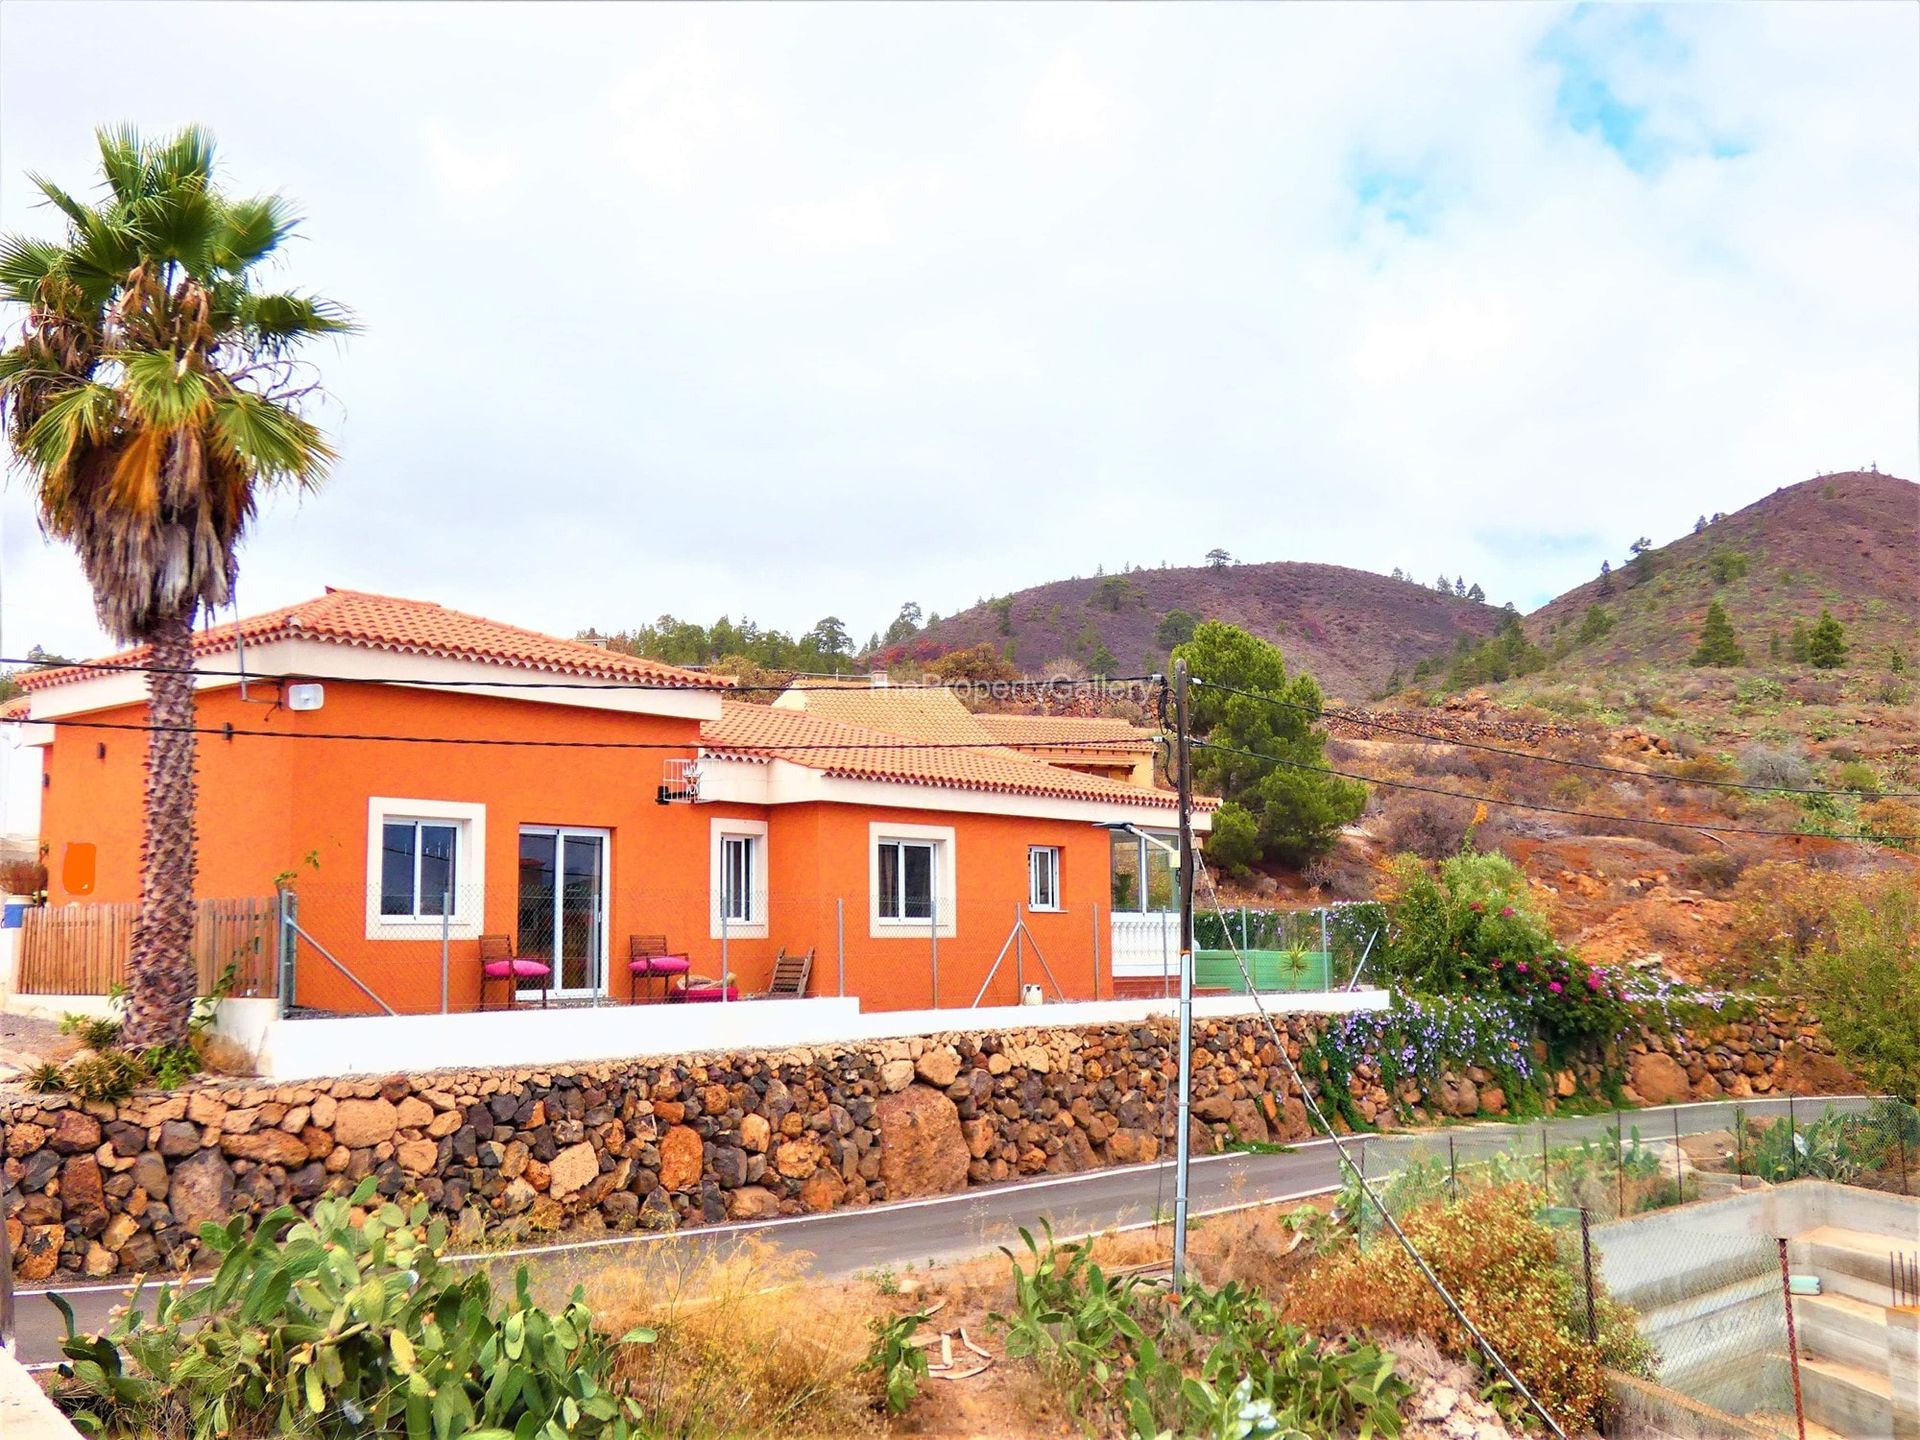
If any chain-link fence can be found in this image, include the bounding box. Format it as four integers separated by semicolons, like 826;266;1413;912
1336;1095;1914;1225
260;881;1371;1018
1329;1096;1916;1440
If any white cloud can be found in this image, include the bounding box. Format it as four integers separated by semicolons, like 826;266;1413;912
1022;51;1114;145
421;118;520;197
0;0;1913;658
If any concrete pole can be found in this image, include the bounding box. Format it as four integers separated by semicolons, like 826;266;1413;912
1173;658;1196;1291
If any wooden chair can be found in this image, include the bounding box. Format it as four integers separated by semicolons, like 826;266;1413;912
479;933;551;1010
752;947;813;1000
628;933;691;1004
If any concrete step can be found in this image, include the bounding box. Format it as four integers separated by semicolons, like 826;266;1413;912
1795;1290;1891;1373
1796;1353;1894;1440
1752;1411;1848;1440
1792;1226;1905;1308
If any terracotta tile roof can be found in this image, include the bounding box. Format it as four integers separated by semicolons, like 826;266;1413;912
0;695;29;721
974;714;1158;752
774;683;993;744
703;701;1186;809
21;589;729;692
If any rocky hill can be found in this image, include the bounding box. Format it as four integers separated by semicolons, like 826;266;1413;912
1522;470;1917;673
901;562;1505;701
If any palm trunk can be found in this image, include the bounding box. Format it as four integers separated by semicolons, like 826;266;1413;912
123;607;199;1049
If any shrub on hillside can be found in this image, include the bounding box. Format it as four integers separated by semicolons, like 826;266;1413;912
1785;875;1919;1101
1738;743;1811;790
1375;791;1477;858
1681;850;1748;894
1723;860;1862;980
1860;798;1919;849
1378;851;1630;1052
1834;760;1882;795
1286;1184;1652;1432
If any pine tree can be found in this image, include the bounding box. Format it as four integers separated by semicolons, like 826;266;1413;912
1787;619;1812;663
1597;560;1614;596
1453;578;1467;598
1693;516;1708;534
1807;609;1849;670
1689;601;1745;668
1466;582;1486;603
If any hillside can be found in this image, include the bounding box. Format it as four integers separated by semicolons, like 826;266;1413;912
1525;470;1917;674
903;562;1505;701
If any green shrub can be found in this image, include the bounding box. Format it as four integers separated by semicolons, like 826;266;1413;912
1375;852;1631;1055
1707;548;1750;584
60;1013;123;1050
1286;1184;1651;1433
53;1178;653;1440
1784;876;1919;1101
1834;760;1881;795
992;1222;1408;1440
863;1310;931;1416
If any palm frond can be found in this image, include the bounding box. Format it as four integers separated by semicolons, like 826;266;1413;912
211;194;301;271
23;381;120;473
130;178;221;275
152;126;218;192
242;291;358;349
0;234;66;303
94;124;147;204
210;392;333;487
28;174;95;226
120;350;213;429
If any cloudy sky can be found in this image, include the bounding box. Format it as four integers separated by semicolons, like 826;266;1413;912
2;1;1915;660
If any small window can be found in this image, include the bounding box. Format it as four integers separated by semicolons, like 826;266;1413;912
1029;846;1062;910
720;834;755;924
877;839;936;921
381;820;459;917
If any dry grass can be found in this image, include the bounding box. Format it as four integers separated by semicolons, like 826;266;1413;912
588;1237;885;1439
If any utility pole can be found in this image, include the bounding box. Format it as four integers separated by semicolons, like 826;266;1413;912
1172;659;1196;1289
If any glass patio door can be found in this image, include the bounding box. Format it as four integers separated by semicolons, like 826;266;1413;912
517;827;608;998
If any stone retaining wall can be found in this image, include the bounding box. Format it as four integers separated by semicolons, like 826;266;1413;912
3;1007;1844;1280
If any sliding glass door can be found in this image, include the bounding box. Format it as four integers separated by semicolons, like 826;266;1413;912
517;827;609;998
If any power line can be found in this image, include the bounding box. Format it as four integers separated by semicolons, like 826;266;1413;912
32;715;1175;763
1190;677;1920;800
1189;737;1918;843
0;655;1160;695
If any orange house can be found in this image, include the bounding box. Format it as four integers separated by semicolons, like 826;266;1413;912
13;589;1205;1015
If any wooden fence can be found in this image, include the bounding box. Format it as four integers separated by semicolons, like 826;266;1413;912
15;897;280;999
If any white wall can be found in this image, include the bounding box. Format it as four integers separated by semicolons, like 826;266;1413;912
254;988;1388;1081
1;721;44;850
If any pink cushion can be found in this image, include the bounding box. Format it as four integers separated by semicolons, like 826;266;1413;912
483;958;552;979
629;954;691;976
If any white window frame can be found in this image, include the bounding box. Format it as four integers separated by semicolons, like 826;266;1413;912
1110;828;1180;915
1028;845;1063;911
708;818;768;939
868;821;955;938
364;797;486;940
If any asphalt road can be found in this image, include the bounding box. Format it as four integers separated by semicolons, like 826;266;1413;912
7;1094;1866;1369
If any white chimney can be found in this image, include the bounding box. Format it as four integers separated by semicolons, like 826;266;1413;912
869;670;889;688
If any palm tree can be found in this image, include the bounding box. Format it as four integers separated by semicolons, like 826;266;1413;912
0;126;350;1047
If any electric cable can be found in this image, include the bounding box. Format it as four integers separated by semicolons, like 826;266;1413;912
0;655;1160;696
24;715;1174;759
1189;738;1919;843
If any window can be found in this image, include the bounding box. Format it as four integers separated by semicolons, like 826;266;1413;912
709;818;768;939
877;839;935;921
381;820;459;917
1028;846;1061;910
1109;829;1178;914
721;834;755;924
868;822;955;937
364;797;486;940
